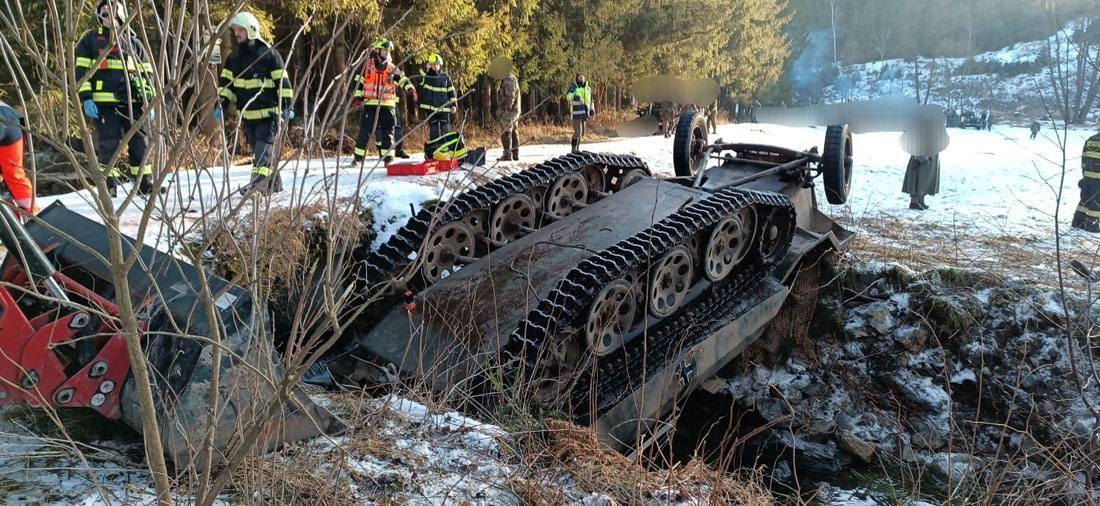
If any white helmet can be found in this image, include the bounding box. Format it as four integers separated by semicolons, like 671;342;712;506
229;12;261;41
96;0;127;25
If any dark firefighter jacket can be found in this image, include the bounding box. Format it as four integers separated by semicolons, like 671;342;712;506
218;40;293;121
75;26;154;104
412;69;457;114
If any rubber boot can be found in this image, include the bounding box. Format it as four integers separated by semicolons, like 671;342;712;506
137;174;157;196
106;176;119;198
500;133;513;161
570;137;579;154
395;145;411;159
239;173;283;196
1072;213;1100;233
511;131;519;160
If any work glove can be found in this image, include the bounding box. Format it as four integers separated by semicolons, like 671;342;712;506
83;99;99;119
282;108;296;121
213;104;223;122
351;98;363;112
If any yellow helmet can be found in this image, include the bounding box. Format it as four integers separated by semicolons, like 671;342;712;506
427;53;444;67
373;38;394;51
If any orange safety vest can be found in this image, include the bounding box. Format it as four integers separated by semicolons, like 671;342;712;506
356;61;399;107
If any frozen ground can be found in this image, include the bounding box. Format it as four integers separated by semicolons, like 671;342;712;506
8;120;1097;502
824;19;1099;124
47;121;1100;286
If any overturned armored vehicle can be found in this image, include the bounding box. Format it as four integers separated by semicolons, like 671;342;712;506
324;111;856;447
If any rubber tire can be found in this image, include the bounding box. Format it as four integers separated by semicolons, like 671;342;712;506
821;124;853;205
673;110;709;177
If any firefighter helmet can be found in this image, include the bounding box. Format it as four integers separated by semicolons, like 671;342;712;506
427;53;444;67
96;0;127;24
373;38;394;51
229;12;262;41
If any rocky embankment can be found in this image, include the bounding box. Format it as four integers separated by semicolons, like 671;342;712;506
718;262;1100;503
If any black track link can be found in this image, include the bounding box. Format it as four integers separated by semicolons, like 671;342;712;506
347;152;650;335
502;187;796;418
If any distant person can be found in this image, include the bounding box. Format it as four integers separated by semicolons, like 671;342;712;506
566;73;594;153
985;111;993;131
350;38;410;165
496;66;520;161
0;100;36;214
903;154;939;210
750;100;761;123
412;53;459;160
1071;130;1100;232
706;99;718;134
1029;121;1041;140
217;12;293;195
76;0;156;195
658;101;676;138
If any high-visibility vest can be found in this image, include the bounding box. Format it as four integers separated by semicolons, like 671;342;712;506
567;83;593;119
355;62;400;108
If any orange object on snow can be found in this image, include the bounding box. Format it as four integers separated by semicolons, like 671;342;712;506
386;157;460;176
0;138;34;212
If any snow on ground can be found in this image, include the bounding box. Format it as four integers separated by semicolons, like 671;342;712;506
43;121;1100;287
824;20;1099;123
10;119;1097;502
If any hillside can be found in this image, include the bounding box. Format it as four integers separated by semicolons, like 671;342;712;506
815;21;1099;125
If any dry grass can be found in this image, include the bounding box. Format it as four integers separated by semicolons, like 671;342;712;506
207;198;369;295
229;450;355;506
843;214;1100;291
530;419;773;505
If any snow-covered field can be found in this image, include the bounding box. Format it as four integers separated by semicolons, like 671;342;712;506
47;121;1100;285
6;120;1098;502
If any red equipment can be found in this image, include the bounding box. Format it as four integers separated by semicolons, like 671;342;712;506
386;157;460;176
0;202;343;469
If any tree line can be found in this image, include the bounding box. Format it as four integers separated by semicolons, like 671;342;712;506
2;0;794;126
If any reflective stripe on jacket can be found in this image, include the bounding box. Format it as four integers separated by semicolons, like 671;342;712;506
413;69;457;113
355;61;410;108
75;26;155;104
567;83;592;119
218;39;292;122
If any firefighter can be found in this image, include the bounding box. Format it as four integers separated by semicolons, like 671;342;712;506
352;38;414;165
393;72;416;159
0;100;35;214
76;0;156;196
566;73;594;153
216;12;293;195
411;53;458;160
497;66;520;161
1072;130;1100;233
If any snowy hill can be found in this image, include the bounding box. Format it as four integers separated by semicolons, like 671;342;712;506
819;20;1099;124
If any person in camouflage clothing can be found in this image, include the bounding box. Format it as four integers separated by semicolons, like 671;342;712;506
498;69;520;161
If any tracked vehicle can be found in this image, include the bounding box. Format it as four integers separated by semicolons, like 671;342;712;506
326;111;855;447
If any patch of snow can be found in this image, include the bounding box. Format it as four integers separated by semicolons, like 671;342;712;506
950;368;977;384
